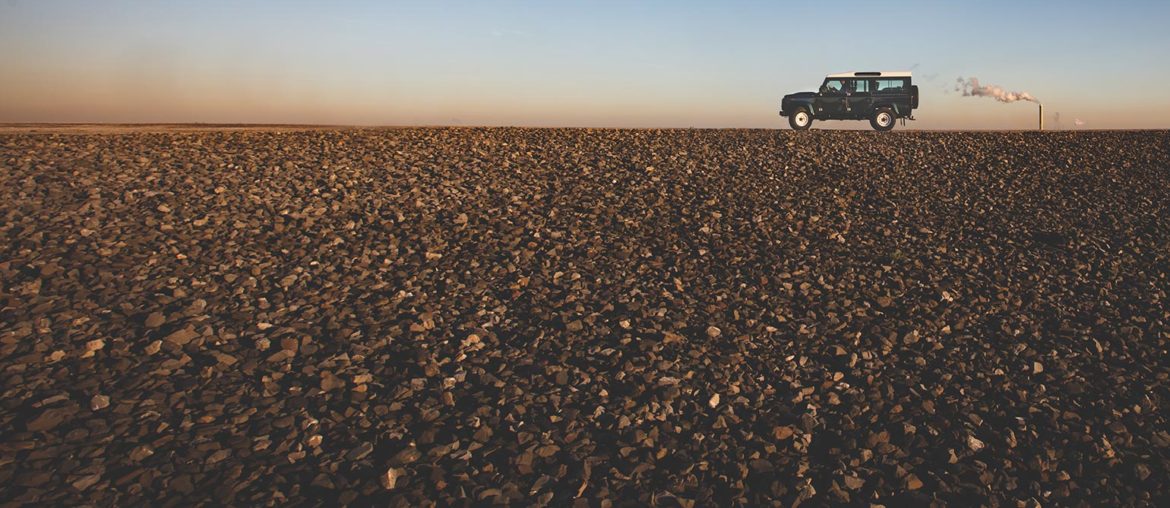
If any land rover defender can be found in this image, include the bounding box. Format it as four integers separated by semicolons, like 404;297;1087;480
780;71;919;131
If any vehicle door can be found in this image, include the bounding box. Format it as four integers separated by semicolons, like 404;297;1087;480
816;79;848;117
847;79;873;117
874;78;908;112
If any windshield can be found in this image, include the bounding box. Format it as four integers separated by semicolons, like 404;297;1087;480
822;79;847;94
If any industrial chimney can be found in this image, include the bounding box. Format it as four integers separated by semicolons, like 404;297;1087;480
1038;104;1044;131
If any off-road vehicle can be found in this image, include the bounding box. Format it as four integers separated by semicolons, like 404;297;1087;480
779;71;919;131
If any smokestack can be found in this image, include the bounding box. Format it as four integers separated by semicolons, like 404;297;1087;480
1039;104;1043;131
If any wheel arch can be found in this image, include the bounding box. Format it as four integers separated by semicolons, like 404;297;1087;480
872;102;900;117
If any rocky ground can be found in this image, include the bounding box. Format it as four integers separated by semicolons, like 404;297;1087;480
1;127;1168;507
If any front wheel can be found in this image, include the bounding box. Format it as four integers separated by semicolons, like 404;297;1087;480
789;107;812;131
870;108;896;131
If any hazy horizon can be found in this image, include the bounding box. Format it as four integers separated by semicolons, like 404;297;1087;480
3;0;1169;130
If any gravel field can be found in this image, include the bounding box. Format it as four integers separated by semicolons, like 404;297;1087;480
1;128;1169;506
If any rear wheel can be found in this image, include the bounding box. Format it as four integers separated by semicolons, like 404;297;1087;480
789;107;812;131
870;107;896;131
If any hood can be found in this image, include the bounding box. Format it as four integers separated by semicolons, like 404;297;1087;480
784;91;817;100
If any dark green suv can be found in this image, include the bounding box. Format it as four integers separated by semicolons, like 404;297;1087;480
780;71;919;131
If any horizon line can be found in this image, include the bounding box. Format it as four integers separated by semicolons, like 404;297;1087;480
0;122;1155;133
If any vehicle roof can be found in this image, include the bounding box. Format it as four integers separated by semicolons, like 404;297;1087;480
825;71;912;78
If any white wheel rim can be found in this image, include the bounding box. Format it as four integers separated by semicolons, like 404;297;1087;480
877;113;892;127
795;112;809;126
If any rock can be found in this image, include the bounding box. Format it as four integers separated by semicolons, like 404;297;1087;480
708;393;720;408
164;327;200;346
461;334;481;348
1135;463;1151;481
706;326;722;338
390;445;421;466
144;312;166;328
904;473;924;490
320;371;345;392
144;340;162;355
71;474;102;491
772;426;795;440
280;337;299;352
90;394;110;411
346;442;374;461
27;403;77;432
129;445;154;462
381;468;404;490
968;435;985;452
206;449;231;464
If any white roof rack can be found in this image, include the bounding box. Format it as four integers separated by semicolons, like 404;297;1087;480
825;71;912;78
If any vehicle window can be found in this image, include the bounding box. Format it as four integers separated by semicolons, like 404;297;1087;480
875;79;907;92
854;80;869;93
822;80;846;94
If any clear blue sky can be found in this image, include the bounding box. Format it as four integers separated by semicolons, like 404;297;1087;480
2;0;1168;129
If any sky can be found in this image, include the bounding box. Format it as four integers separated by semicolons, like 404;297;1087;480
2;0;1169;129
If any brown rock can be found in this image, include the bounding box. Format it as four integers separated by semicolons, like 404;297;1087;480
144;340;162;355
390;445;421;466
71;473;102;491
164;327;200;346
27;404;77;432
772;426;795;440
320;371;345;392
144;312;166;328
346;442;374;461
380;467;404;490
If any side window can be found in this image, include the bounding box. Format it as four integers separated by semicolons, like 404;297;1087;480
822;80;847;94
854;80;869;93
876;79;907;92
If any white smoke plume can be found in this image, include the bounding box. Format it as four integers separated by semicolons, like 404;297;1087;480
1074;118;1086;127
955;77;1038;103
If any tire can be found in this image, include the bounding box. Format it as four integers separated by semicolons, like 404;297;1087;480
789;107;812;131
870;107;896;131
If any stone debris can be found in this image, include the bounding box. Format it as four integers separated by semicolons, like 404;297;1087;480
380;468;404;490
968;435;986;452
1;128;1168;505
143;312;166;329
